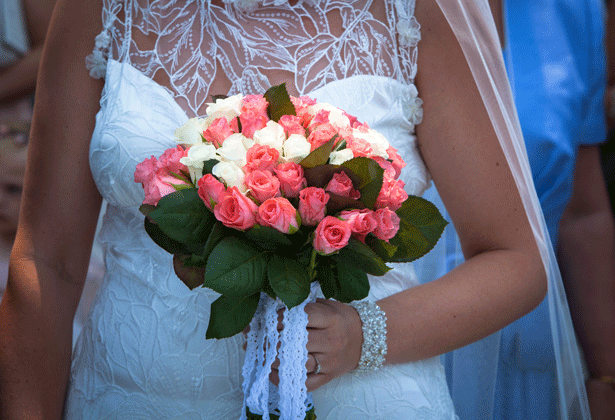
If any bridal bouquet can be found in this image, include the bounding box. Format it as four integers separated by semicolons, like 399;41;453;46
134;84;446;420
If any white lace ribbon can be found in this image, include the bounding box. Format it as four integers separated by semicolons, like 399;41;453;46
241;285;318;420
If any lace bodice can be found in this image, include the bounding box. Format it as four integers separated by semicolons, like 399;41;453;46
67;1;456;419
88;0;420;117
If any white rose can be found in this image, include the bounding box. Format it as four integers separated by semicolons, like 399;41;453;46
283;134;311;163
180;143;218;182
328;148;354;165
174;118;208;145
216;133;249;166
352;128;390;159
253;121;286;152
308;103;351;128
212;161;246;192
241;135;255;151
205;94;243;121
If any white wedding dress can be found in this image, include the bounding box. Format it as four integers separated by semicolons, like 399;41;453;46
65;0;457;418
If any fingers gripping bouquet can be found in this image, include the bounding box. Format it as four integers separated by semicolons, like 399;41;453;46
134;84;446;420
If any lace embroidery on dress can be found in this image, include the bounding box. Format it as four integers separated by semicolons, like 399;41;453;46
87;0;421;123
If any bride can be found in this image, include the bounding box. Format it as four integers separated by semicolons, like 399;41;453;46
0;0;589;419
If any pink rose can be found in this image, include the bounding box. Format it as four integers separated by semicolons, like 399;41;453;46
339;209;377;242
159;145;189;174
372;208;400;242
346;136;373;158
256;197;300;234
241;95;269;118
244;170;281;203
354;121;370;131
291;95;316;122
325;171;361;200
375;178;408;211
240;110;269;138
134;146;190;205
278;114;305;136
197;174;226;210
244;144;280;173
298;187;329;226
307;122;338;151
274;162;307;197
372;157;396;179
214;186;258;231
344;112;360;128
313;216;352;255
308;109;331;129
386;146;406;179
203;117;236;148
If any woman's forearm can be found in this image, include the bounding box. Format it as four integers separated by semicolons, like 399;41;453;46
379;246;545;365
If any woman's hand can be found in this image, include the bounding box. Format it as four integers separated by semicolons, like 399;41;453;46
269;298;364;392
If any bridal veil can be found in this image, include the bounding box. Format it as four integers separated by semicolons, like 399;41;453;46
420;0;590;418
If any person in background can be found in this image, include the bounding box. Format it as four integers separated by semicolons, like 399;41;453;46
417;0;615;418
502;1;615;418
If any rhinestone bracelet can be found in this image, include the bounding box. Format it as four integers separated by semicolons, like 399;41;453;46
350;300;388;373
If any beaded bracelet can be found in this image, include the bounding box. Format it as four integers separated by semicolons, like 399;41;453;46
350;300;388;373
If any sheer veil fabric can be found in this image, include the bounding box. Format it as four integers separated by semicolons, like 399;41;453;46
76;0;588;418
423;0;590;418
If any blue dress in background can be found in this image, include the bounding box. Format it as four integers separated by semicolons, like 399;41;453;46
494;1;606;419
416;0;606;418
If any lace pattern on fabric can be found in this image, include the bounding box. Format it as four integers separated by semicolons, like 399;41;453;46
89;0;420;118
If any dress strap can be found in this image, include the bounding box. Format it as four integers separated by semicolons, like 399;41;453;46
85;0;125;79
394;0;420;81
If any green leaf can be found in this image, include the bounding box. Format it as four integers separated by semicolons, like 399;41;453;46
148;188;214;253
340;157;384;209
172;183;193;191
211;94;228;102
338;237;391;276
206;293;260;339
204;237;268;297
267;255;311;308
316;256;370;303
264;83;296;122
245;224;293;251
180;221;229;269
201;159;219;177
365;235;398;262
389;195;448;262
143;217;190;255
334;257;371;303
139;204;157;217
315;257;338;300
299;135;338;168
200;221;228;261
